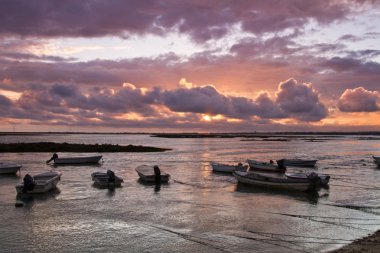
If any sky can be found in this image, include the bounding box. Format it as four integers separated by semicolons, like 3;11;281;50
0;0;380;132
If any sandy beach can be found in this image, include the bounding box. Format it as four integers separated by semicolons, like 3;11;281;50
331;230;380;253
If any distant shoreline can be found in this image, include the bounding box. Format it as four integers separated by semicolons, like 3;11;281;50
0;142;170;152
1;131;380;137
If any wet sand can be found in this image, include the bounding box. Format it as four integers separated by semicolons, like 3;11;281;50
330;230;380;253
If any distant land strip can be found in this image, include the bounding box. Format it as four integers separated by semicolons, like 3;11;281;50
0;142;170;152
2;131;380;136
151;133;380;139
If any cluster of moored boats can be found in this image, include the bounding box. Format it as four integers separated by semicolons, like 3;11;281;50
2;154;380;195
2;154;170;195
212;158;329;191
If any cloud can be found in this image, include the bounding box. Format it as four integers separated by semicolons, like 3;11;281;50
338;87;380;112
317;57;380;74
275;78;328;121
0;0;364;42
339;34;361;42
0;94;12;108
3;78;328;129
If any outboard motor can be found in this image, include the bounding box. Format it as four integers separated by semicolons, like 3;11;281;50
307;172;321;183
276;159;287;171
23;174;35;193
106;170;116;183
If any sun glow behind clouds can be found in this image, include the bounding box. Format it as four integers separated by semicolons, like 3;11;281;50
201;114;227;122
114;112;145;121
0;89;22;101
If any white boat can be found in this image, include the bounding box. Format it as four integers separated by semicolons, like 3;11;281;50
0;163;22;174
285;172;330;186
373;156;380;166
280;159;317;167
246;159;286;172
135;165;170;183
15;171;61;194
211;162;247;173
232;170;318;191
52;155;102;165
91;170;123;187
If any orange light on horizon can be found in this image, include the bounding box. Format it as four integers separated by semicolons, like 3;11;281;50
321;112;380;126
114;112;145;121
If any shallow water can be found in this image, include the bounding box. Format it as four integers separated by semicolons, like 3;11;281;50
0;134;380;252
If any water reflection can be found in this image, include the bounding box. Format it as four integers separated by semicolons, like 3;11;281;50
0;173;21;180
235;183;324;204
106;188;116;198
15;188;61;209
154;184;161;193
136;179;164;193
91;183;121;192
2;134;380;253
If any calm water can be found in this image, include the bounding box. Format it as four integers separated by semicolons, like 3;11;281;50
1;133;380;253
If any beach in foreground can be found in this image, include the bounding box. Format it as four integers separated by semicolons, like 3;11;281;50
331;230;380;253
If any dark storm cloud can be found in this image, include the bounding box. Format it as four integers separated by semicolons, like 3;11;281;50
0;0;363;42
338;87;380;112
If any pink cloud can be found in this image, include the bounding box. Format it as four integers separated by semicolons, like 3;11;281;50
338;87;380;112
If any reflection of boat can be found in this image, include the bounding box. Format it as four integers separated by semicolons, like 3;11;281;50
135;165;170;183
280;159;317;167
235;183;321;204
246;159;286;172
232;170;318;191
53;155;102;165
211;162;247;173
285;172;330;186
373;156;380;166
0;163;22;174
15;171;61;194
91;170;123;187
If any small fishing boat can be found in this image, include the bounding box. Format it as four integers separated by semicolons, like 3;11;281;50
91;170;123;187
373;156;380;166
232;170;318;191
211;162;247;173
135;165;170;183
15;171;61;194
280;159;317;167
49;155;103;165
0;163;22;174
285;172;330;186
246;159;286;172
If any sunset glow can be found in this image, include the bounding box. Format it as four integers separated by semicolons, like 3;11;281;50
0;0;379;132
